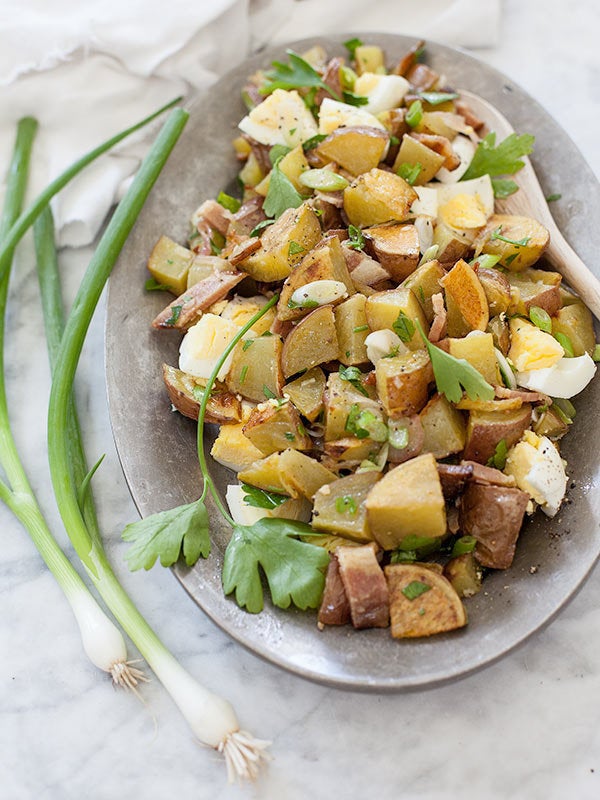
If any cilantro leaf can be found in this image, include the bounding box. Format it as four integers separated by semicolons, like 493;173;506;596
461;131;535;182
263;156;304;219
260;50;341;100
222;518;329;612
241;483;288;510
416;320;495;403
123;499;210;570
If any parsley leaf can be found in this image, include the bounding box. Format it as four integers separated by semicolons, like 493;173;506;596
491;178;519;198
487;439;508;470
123;500;210;570
347;224;365;251
288;240;305;256
145;277;171;292
217;190;241;213
392;310;415;342
250;219;275;237
461;131;535;183
269;144;291;165
302;134;327;151
342;91;369;107
260;50;341;100
546;193;562;203
165;304;182;326
344;37;364;59
222;518;330;612
263;156;304;219
339;365;369;396
241;483;288;510
416;320;495;403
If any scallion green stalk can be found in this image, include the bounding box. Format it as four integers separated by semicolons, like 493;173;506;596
46;108;270;781
0;119;139;686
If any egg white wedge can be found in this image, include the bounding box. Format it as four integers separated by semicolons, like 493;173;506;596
318;98;386;135
517;353;597;399
505;432;568;517
410;186;438;218
179;313;248;381
431;174;495;218
435;135;476;184
354;72;410;115
238;89;318;147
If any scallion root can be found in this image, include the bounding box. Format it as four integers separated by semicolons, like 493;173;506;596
219;729;272;784
110;659;149;690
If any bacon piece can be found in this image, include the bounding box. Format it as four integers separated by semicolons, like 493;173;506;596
242;134;272;175
336;544;389;629
192;199;231;237
428;292;447;343
393;40;426;77
228;236;261;267
464;461;516;488
315;57;344;107
411;133;460;170
494;386;551;405
152;271;246;330
406;62;439;91
342;243;392;291
318;553;351;627
228;196;266;238
455;100;485;132
437;463;474;500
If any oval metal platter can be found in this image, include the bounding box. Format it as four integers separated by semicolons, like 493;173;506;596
105;33;600;691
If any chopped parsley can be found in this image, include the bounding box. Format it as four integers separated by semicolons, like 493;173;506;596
347;224;365;251
487;438;508;470
250;219;276;237
490;227;530;247
402;580;431;600
342;91;369;106
302;134;327;152
260;50;341;100
145;277;170;292
288;240;305;256
344;37;364;59
263;156;304;219
241;484;288;510
546;193;562;203
269;144;291;166
242;339;254;351
461;131;535;187
165;304;182;326
353;324;369;333
392;310;415;343
339;365;369;396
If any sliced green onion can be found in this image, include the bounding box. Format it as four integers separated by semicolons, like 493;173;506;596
418;244;439;266
592;344;600;362
554;331;574;357
529;305;552;333
469;254;501;270
396;162;422;185
299;168;349;192
451;535;477;557
552;397;576;420
406;100;423;128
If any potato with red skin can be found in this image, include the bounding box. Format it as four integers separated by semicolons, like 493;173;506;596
463;406;532;464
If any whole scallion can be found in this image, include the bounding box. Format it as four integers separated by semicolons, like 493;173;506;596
46;108;270;781
0;120;139;685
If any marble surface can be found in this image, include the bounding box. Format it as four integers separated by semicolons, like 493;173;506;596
2;2;600;798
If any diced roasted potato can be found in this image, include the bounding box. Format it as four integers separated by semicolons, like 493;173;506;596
354;45;385;74
323;436;379;463
255;145;310;196
335;293;370;366
366;453;446;549
210;422;265;472
242;400;312;455
237;452;290;494
187;255;230;289
238;152;264;188
375;350;433;418
363;223;420;281
225;334;283;402
432;220;474;266
487;314;510;355
476;267;512;316
281;305;340;378
365;287;429;349
552;302;596;356
392;134;445;184
416;112;459;140
462;405;532;464
443;553;482;598
402;259;445;323
316;126;389;176
385;564;467;637
284;367;326;421
507;268;562;317
277;236;355;322
239;203;322;282
312;472;380;541
533;407;569;440
278;449;338;499
152;272;246;330
448;332;500;385
441;259;489;333
459;483;530;569
473;214;550;271
343;168;418;228
162;364;242;423
419;393;466;458
324;372;380;442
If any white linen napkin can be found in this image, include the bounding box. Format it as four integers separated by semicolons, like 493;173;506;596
0;0;499;248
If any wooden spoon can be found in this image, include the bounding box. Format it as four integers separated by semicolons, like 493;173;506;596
459;89;600;320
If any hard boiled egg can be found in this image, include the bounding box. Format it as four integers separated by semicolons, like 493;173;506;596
318;98;386;135
517;353;597;399
353;72;410;114
238;89;318;147
508;318;564;372
179;313;245;381
504;431;568;517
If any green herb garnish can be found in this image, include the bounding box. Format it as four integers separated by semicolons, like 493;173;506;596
554;332;574;357
546;193;562;203
487;439;508;470
451;535;477;557
353;324;369;333
417;91;459;105
241;484;288;510
416;320;495;403
269;144;291;166
165;304;182;326
342;91;369;107
263;156;304;219
490;178;519;198
402;580;431;600
217;190;241;213
335;495;358;515
250;218;276;237
529;306;552;333
145;277;171;292
242;338;254;351
263;385;277;399
260;50;341;100
469;254;501;270
302;134;327;151
461;131;534;184
347;224;365;251
239;365;249;384
288;240;305;256
396;162;422;185
406;100;423;128
344;37;364;59
339;365;369;396
490;227;530;247
592;344;600;362
392;310;415;343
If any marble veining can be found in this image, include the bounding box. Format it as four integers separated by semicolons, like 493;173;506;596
1;2;600;798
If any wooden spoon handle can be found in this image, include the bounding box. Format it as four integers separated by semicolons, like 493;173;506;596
544;217;600;320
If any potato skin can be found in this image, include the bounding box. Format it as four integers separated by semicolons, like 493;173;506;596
343;168;418;228
463;406;532;464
